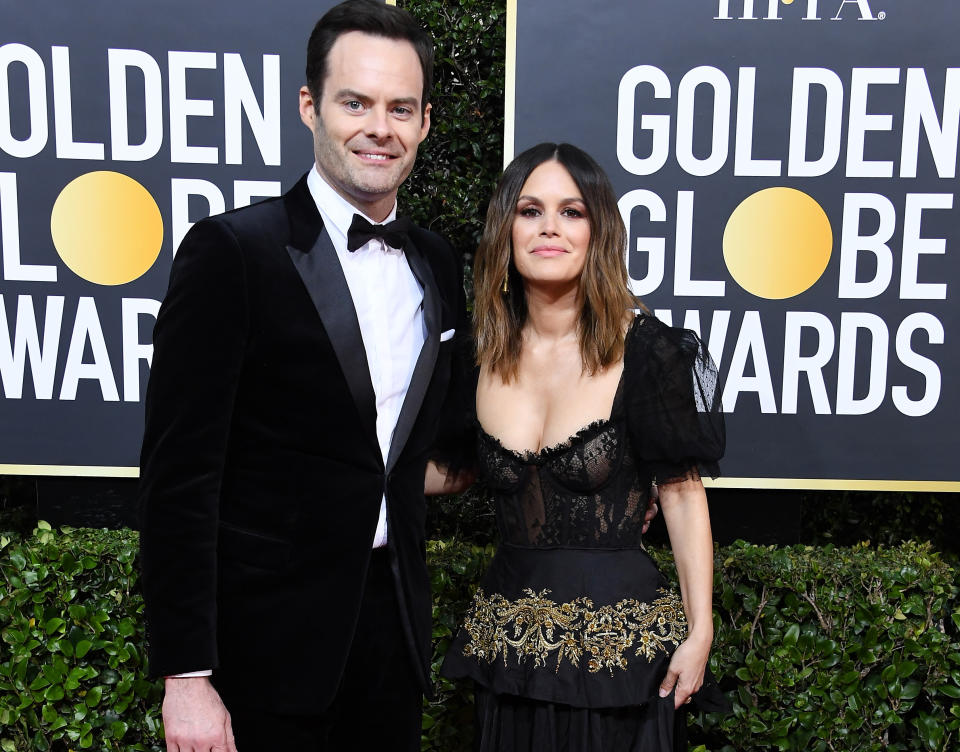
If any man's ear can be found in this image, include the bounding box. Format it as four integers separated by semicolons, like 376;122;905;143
418;101;432;144
299;86;317;130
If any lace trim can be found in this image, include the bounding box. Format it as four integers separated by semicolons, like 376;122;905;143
461;587;686;676
477;417;620;464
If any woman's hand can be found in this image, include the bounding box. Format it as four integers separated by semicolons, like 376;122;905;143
659;632;711;709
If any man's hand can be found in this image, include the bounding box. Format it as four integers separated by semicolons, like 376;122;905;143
162;676;237;752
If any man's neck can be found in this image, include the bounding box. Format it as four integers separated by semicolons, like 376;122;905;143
312;164;398;223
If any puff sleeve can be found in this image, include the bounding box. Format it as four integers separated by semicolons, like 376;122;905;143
624;314;725;484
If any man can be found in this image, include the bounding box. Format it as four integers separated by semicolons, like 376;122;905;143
138;2;467;749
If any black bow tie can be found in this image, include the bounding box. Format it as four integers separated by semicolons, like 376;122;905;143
346;214;412;252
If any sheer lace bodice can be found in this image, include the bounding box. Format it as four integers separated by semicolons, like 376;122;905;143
477;381;650;548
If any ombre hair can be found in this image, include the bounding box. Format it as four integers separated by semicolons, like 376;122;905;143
473;143;637;380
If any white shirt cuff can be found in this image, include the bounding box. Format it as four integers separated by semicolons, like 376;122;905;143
166;669;213;678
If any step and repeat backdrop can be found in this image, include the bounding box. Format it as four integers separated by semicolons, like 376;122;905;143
508;0;959;490
1;0;957;490
0;0;348;475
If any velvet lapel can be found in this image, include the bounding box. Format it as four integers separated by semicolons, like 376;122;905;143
285;214;379;458
386;240;440;473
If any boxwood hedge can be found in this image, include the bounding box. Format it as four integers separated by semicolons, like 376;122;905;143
2;525;958;751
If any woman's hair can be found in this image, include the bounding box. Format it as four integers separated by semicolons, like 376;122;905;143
473;142;636;380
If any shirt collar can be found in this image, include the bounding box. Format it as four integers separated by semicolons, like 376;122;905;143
306;165;398;248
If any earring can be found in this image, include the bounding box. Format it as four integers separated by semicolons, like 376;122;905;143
502;270;509;294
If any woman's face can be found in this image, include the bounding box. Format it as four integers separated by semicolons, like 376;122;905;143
510;160;590;290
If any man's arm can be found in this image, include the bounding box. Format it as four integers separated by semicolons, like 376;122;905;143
139;219;249;748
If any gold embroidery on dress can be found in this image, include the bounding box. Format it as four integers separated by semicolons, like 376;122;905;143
461;588;686;675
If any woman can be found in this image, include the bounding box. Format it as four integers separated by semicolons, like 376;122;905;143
439;143;727;751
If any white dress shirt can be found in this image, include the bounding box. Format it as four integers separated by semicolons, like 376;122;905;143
306;166;426;548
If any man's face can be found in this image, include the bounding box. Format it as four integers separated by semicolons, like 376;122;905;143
299;31;431;221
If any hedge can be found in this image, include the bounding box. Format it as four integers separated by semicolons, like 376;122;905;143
2;525;958;751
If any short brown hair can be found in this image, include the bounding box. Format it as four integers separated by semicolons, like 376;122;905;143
474;143;636;380
305;0;434;111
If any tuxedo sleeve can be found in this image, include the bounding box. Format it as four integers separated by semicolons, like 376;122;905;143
428;244;476;474
138;217;249;678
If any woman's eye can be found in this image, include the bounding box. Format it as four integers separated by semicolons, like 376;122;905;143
519;207;540;217
562;207;585;218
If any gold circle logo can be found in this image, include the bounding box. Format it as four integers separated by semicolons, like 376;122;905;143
722;187;832;299
51;171;163;286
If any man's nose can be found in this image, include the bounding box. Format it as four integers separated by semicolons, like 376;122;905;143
365;107;391;140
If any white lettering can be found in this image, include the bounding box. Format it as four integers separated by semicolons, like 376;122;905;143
51;46;105;160
617;66;671;177
0;172;57;282
722;310;777;413
168;51;218;164
170;178;225;252
836;311;887;415
788;68;843;177
846;68;899;178
837;193;895;298
108;48;164;162
0;294;63;399
674;191;726;296
224;53;280;166
121;297;160;402
900;193;951;300
0;43;48;158
892;313;943;417
618;189;666;296
676;66;730;177
900;68;960;180
233;180;281;209
60;297;119;401
782;311;834;414
734;68;781;176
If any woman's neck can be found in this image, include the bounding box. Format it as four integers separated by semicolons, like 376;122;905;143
522;281;580;344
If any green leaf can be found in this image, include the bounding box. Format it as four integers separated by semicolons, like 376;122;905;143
44;685;65;701
44;618;66;636
784;624;800;647
85;686;103;708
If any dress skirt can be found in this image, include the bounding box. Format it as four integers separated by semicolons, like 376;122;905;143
473;685;689;752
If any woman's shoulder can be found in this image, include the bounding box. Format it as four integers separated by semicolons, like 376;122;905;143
625;311;703;363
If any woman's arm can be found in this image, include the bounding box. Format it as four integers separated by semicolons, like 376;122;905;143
657;476;715;709
424;460;475;496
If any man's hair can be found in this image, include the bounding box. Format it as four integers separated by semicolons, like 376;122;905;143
306;0;434;112
473;143;637;381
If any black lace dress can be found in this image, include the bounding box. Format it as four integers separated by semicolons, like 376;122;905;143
441;315;727;751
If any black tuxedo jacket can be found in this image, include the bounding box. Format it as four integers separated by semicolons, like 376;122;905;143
138;174;466;713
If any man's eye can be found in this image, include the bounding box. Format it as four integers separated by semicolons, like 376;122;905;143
345;100;364;111
393;106;413;116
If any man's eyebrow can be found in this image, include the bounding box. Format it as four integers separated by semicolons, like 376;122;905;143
333;88;370;102
332;89;420;108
